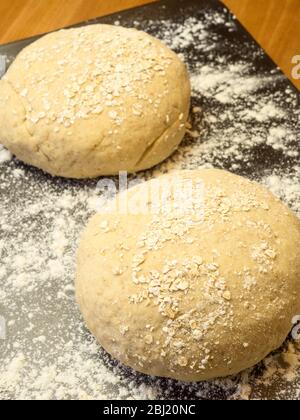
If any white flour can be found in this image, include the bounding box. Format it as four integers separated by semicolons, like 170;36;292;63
0;145;12;164
0;3;300;400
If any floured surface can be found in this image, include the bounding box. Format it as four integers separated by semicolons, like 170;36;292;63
0;0;299;400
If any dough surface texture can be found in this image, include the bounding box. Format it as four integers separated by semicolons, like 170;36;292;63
0;24;190;178
76;169;300;381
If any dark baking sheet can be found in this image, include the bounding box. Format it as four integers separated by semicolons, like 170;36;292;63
0;0;299;400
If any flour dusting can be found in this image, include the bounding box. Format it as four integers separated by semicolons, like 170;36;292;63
0;145;12;164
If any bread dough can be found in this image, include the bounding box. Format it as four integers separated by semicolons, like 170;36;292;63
0;25;190;178
76;169;300;381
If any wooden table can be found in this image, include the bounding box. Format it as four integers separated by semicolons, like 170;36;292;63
223;0;300;91
0;0;299;91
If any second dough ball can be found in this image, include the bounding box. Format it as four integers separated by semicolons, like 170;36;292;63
76;170;300;382
0;25;190;178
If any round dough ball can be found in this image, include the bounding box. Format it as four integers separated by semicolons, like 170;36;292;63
76;169;300;381
0;25;190;179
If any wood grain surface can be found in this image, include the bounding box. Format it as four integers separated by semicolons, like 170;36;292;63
0;0;156;43
0;0;299;90
222;0;300;90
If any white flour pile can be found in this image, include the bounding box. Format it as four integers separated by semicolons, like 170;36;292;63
0;3;300;400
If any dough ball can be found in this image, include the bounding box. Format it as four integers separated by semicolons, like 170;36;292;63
0;25;190;179
76;169;300;381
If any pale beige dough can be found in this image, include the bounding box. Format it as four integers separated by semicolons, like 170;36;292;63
0;24;190;178
76;169;300;381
